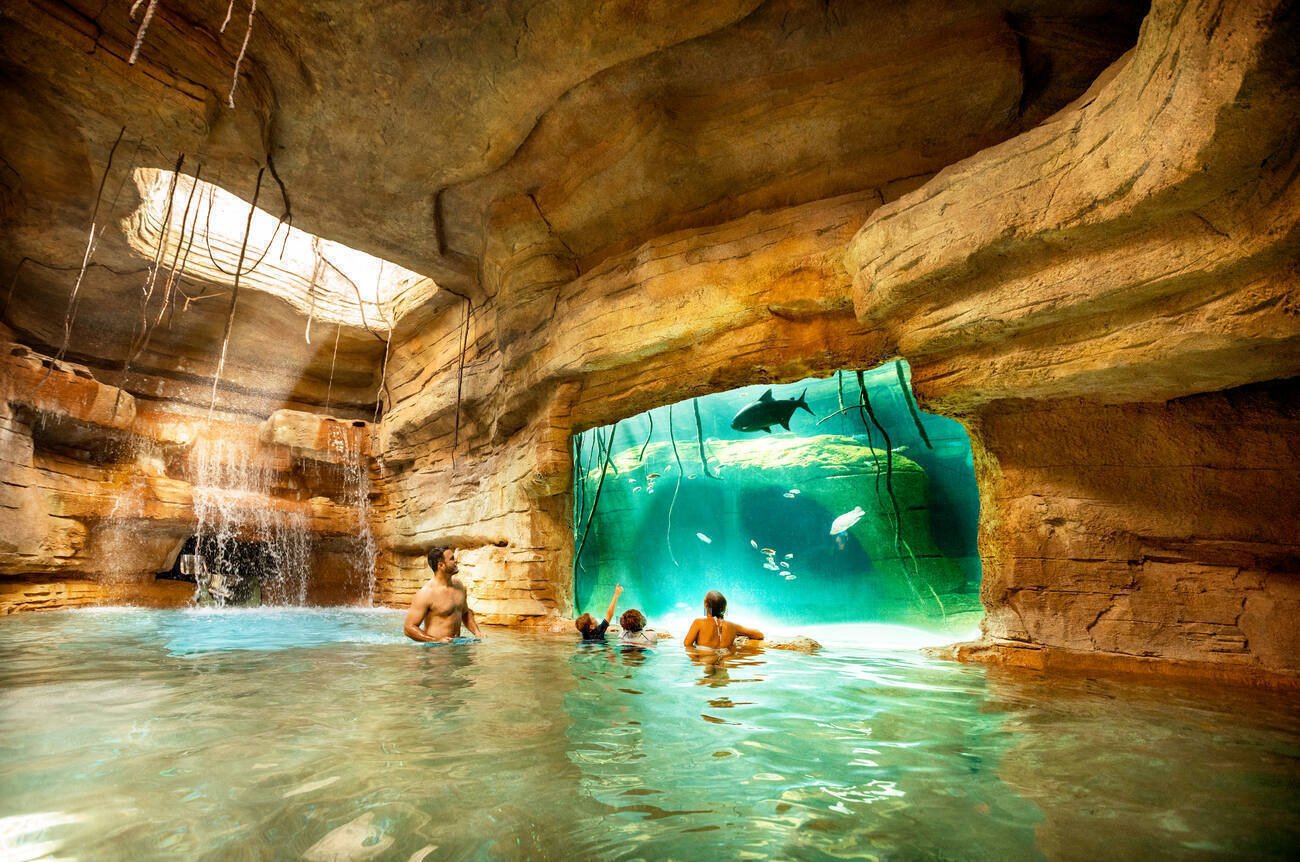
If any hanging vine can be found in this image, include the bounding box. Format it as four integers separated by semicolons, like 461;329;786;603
127;0;159;66
227;0;257;109
324;321;341;412
638;409;655;463
855;370;942;615
895;360;933;449
54;126;126;366
666;404;685;566
124;152;184;372
205;166;264;422
451;295;471;467
573;421;619;572
692;397;719;479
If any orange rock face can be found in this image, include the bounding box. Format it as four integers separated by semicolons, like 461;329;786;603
0;0;1295;684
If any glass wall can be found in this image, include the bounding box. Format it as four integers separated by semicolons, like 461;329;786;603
571;361;981;637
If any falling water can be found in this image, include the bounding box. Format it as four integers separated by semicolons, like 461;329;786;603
189;434;311;605
326;420;376;605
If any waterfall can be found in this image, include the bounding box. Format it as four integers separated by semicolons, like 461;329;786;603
188;434;311;606
327;420;376;606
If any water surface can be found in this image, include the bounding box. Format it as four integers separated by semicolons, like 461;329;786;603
1;609;1296;860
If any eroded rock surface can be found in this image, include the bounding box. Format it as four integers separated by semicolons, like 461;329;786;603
1;0;1296;684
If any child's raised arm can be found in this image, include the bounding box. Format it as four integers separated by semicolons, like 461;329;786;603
604;584;624;622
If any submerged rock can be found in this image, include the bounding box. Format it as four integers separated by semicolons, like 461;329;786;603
763;635;822;653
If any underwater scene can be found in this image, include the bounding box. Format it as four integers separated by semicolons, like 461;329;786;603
572;361;982;638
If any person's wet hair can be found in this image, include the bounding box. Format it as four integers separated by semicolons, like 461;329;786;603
427;546;451;571
704;591;727;619
574;613;597;635
620;609;646;632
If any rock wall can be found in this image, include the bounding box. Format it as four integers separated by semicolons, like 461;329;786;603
374;0;1299;684
1;0;1295;685
956;382;1299;682
372;192;885;626
0;329;378;609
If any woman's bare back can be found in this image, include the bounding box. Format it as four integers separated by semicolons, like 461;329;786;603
684;616;764;651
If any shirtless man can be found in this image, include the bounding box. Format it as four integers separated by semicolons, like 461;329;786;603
403;546;485;642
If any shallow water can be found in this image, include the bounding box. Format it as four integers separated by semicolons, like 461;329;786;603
1;609;1297;860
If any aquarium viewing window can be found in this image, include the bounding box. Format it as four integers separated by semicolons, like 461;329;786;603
571;361;982;638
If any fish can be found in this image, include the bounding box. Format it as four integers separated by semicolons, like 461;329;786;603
646;472;661;480
789;489;800;495
784;553;794;559
763;562;780;571
696;532;712;544
750;539;758;549
780;562;790;569
687;474;696;480
760;548;775;556
783;492;796;499
729;388;814;433
632;486;642;493
829;505;866;535
785;574;797;581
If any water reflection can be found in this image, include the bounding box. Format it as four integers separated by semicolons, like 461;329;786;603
2;612;1297;860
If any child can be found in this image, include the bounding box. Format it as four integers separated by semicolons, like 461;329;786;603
574;584;622;641
618;608;657;647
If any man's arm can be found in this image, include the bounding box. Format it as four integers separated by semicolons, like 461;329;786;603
604;584;624;622
403;594;438;642
462;605;485;639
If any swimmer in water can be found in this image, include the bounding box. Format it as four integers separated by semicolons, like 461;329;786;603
682;590;763;652
404;546;485;643
575;584;623;641
618;608;657;647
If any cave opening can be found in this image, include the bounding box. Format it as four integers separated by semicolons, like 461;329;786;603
570;360;982;641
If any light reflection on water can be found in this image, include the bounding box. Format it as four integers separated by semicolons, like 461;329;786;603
0;609;1296;860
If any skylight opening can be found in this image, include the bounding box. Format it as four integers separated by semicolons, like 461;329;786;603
125;169;437;332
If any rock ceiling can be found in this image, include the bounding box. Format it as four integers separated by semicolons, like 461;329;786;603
1;0;1146;412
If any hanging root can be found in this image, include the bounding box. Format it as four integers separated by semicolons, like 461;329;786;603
227;0;257;108
856;370;937;616
693;397;719;479
667;404;684;566
451;295;471;467
638;409;654;464
156;162;202;331
372;333;391;425
369;265;387;423
46;126;126;387
128;0;159;65
324;322;341;412
574;421;619;572
895;360;933;449
125;152;184;372
571;432;584;533
206;167;264;423
304;236;323;343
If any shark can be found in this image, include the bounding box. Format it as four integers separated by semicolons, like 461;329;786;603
730;388;813;433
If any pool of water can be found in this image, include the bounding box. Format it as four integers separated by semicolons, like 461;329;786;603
1;609;1296;860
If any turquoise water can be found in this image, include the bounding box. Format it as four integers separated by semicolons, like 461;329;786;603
573;363;981;634
2;609;1297;860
